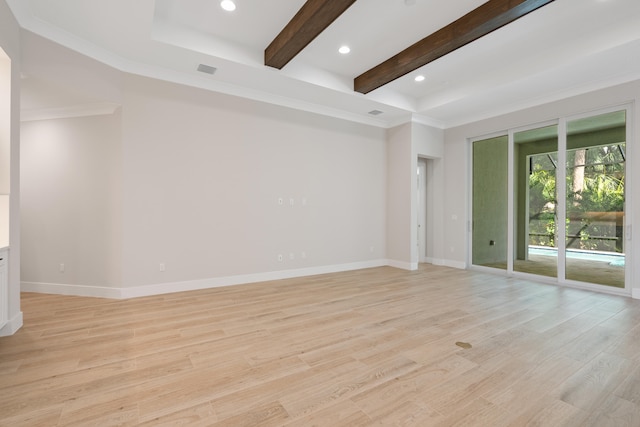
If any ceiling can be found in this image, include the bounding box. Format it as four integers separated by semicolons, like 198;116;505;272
7;0;640;128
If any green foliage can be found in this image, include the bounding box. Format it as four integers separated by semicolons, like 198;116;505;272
578;174;624;212
529;169;556;215
528;144;625;252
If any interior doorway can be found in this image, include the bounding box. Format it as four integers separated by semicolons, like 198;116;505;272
417;158;430;263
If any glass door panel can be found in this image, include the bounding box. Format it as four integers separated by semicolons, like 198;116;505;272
472;135;508;270
565;111;626;288
514;125;558;278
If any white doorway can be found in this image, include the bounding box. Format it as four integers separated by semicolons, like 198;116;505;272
417;158;429;263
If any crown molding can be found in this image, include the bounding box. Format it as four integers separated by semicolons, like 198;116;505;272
21;102;120;122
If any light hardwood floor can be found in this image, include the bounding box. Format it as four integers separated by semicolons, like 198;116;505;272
2;265;640;426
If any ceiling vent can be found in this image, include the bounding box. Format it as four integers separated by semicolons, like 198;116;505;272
197;64;217;75
368;110;384;116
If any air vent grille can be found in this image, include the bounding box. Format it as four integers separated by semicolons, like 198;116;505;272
197;64;217;75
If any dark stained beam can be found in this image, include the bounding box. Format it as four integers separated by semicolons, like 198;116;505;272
265;0;357;69
354;0;555;94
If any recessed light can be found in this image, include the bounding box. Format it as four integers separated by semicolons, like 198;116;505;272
414;75;425;82
338;45;351;54
220;0;236;11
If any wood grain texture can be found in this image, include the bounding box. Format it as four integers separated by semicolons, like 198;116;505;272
354;0;555;94
265;0;357;69
1;265;640;426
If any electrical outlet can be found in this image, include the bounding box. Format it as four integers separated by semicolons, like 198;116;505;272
278;254;283;262
59;263;65;273
159;263;165;272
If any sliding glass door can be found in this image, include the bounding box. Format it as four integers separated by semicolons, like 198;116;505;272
514;124;558;279
472;135;508;270
564;111;626;288
471;108;628;291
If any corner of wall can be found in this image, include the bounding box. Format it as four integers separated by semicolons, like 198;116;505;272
386;260;418;271
0;310;22;337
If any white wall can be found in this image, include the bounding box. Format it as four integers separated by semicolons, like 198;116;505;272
0;49;9;196
444;80;640;296
0;49;10;249
20;71;388;296
385;121;445;269
20;31;123;112
386;123;412;268
411;122;445;266
0;0;22;336
21;113;122;289
120;75;387;289
0;195;8;248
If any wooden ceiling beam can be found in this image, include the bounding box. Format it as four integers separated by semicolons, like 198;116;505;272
354;0;555;94
265;0;357;70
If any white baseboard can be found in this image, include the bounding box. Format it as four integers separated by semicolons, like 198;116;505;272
632;288;640;300
0;311;23;337
22;281;123;299
21;259;390;300
420;258;466;269
386;260;418;271
443;259;467;269
122;259;388;298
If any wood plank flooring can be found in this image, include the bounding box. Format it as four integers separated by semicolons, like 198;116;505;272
1;265;640;426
